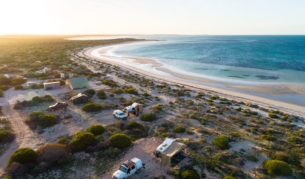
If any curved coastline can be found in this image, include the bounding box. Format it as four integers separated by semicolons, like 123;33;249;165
80;42;305;117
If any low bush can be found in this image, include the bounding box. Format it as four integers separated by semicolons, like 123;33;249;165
223;176;236;179
0;130;14;143
261;134;275;141
37;143;70;166
212;136;230;150
126;121;147;140
27;111;57;128
37;114;57;127
87;124;105;135
286;136;302;144
268;113;279;119
263;160;292;176
82;102;102;112
9;148;37;164
113;88;123;94
140;113;157;122
180;169;200;179
97;90;107;99
57;137;68;144
83;89;96;98
108;133;131;149
69;132;97;153
124;88;138;95
0;90;3;97
174;126;186;133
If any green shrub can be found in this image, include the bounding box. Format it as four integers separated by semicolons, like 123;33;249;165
263;160;292;176
37;114;57;127
29;111;44;121
174;126;186;133
113;88;123;94
180;169;200;179
69;132;97;153
261;134;275;141
9;148;37;164
83;89;95;98
14;84;23;90
268;113;279;119
0;90;3;97
57;137;68;144
124;88;138;95
140;113;157;122
286;136;302;144
127;121;143;130
212;136;230;150
223;176;236;179
0;131;13;143
82;102;102;112
97;90;107;99
108;133;131;149
87;124;105;135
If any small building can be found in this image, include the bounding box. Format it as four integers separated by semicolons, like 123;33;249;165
43;81;61;90
69;93;89;104
66;77;89;90
155;138;186;166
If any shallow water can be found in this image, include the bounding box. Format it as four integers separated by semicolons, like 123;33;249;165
115;35;305;84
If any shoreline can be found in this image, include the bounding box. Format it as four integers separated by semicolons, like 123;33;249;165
80;42;305;117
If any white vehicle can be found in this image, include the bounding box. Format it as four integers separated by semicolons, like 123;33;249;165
113;110;127;120
112;158;144;179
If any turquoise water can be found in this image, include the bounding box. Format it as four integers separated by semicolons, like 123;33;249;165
115;35;305;84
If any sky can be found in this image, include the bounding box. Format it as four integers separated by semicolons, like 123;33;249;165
0;0;305;35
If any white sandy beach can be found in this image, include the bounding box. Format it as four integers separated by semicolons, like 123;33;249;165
80;43;305;118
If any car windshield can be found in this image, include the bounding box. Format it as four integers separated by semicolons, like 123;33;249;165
119;166;127;173
118;112;124;115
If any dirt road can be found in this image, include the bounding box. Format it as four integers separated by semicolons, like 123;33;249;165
0;104;45;175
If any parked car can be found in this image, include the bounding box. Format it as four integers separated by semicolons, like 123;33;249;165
112;158;144;179
48;102;68;111
113;110;127;120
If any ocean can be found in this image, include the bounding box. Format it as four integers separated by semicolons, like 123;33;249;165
114;35;305;85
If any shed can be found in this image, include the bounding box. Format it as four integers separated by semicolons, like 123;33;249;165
69;93;89;104
66;77;89;90
43;81;60;90
155;138;186;166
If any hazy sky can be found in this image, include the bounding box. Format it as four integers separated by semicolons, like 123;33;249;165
1;0;305;35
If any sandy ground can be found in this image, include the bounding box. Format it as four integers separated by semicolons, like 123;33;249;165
100;137;170;179
81;44;305;118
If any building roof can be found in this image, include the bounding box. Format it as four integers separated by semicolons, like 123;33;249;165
162;141;185;158
67;77;89;90
43;81;60;85
156;138;175;153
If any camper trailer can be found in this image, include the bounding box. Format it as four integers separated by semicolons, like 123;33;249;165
123;103;143;116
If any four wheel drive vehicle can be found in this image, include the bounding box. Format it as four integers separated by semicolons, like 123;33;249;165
112;158;144;179
113;110;127;120
48;102;68;111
